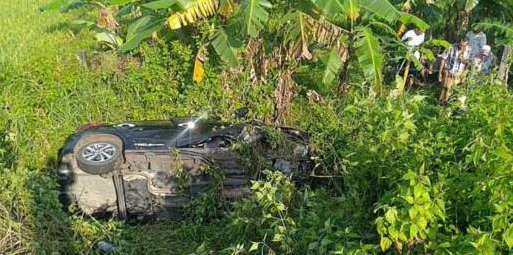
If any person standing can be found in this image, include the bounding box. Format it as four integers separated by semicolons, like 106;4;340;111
466;26;487;59
401;28;426;59
473;45;495;74
438;37;471;105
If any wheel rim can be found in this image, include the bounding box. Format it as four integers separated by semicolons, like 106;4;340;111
81;142;117;163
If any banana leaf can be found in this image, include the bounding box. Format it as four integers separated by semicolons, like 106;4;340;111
358;0;400;23
211;28;241;67
119;18;164;52
399;13;430;30
313;0;344;18
321;48;343;85
241;0;272;37
465;0;479;12
355;27;383;89
142;0;177;10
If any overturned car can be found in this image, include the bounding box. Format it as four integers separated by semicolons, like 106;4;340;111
58;118;313;220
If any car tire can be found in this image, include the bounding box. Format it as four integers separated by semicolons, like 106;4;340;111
76;135;122;175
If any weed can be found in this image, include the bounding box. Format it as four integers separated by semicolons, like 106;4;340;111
2;0;513;254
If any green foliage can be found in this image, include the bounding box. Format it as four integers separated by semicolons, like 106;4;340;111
358;0;400;23
399;12;430;30
5;0;513;254
321;48;343;85
40;0;104;12
39;0;68;11
354;27;383;91
228;171;376;254
120;17;164;52
240;0;272;38
38;0;411;90
72;19;124;48
465;0;480;12
141;0;177;10
423;39;452;49
211;28;241;67
476;19;513;45
312;0;344;18
109;0;137;4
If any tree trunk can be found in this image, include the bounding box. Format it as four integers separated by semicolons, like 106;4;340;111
460;10;470;34
402;60;411;94
447;10;470;42
338;32;354;95
498;45;512;85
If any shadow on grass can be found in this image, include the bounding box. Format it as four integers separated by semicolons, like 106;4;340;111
0;131;106;254
44;21;76;33
1;130;230;254
25;156;77;252
0;131;16;168
43;11;99;34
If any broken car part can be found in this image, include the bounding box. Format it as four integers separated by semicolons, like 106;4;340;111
57;118;313;220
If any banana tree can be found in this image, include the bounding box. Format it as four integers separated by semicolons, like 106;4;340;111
40;0;123;49
309;0;431;94
40;0;429;91
116;0;274;73
392;0;479;41
394;38;450;95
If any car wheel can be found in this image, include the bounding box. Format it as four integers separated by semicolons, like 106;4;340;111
76;138;122;175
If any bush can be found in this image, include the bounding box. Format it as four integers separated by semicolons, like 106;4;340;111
208;83;513;254
3;1;513;253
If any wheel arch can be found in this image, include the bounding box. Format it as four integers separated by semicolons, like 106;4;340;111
73;132;127;156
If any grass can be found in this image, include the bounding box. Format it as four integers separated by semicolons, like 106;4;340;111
0;0;280;253
3;0;513;254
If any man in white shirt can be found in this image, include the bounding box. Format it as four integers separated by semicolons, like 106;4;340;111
466;27;487;59
438;37;471;105
402;28;426;59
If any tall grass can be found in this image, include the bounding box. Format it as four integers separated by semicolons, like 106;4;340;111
2;0;513;254
0;0;278;253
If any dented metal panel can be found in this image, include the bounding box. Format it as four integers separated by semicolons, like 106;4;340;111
58;119;313;220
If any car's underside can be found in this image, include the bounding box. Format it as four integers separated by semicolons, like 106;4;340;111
58;120;313;220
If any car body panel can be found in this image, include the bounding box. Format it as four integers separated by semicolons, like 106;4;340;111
58;118;312;220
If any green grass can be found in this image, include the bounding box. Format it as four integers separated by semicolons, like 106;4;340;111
0;0;279;253
2;0;513;254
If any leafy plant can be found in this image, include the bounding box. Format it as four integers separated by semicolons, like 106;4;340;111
354;27;383;91
240;0;272;38
40;0;123;48
40;0;430;91
166;0;219;29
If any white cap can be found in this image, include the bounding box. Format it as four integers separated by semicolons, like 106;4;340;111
482;45;491;54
